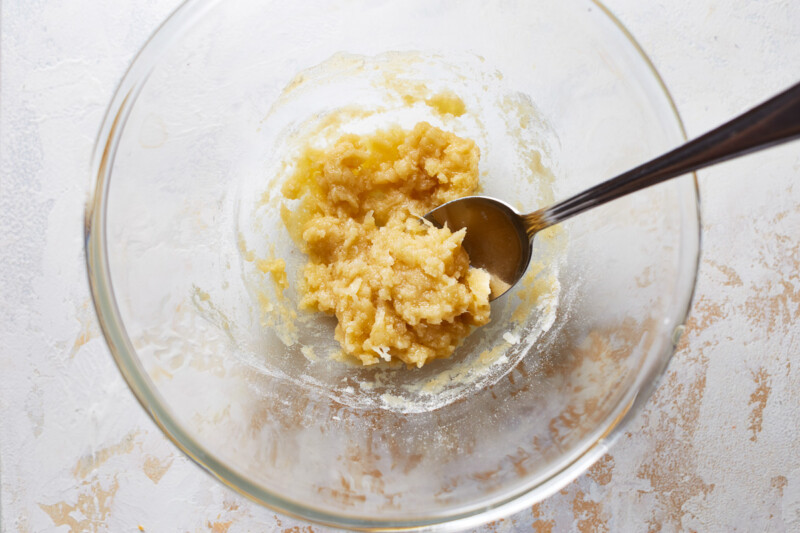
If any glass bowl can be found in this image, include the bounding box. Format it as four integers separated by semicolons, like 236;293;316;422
86;0;700;530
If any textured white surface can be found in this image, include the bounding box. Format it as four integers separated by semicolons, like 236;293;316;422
1;0;799;531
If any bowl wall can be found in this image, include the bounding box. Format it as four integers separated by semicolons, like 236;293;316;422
88;0;699;529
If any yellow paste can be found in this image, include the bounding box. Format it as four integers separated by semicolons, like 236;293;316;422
281;122;491;367
425;90;467;117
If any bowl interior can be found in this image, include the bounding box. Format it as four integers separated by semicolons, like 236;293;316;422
91;0;699;528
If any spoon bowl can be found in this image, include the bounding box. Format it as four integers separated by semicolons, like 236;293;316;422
425;197;531;299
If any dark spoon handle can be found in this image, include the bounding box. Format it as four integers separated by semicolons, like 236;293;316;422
526;81;800;231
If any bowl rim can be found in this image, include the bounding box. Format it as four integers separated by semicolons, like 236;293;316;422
84;0;701;530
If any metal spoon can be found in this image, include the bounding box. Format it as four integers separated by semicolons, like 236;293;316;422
425;81;800;300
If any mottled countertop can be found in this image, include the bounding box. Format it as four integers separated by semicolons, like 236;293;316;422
2;0;799;531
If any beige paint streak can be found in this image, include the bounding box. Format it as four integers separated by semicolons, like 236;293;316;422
72;431;138;479
706;260;743;287
281;526;317;533
587;454;615;486
69;300;100;358
771;475;788;496
572;490;608;533
748;368;771;442
207;520;233;533
531;502;555;533
142;455;174;484
38;477;119;533
636;332;715;530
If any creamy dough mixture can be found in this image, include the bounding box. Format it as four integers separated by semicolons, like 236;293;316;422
281;122;490;367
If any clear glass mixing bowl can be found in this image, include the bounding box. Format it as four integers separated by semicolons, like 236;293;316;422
86;0;700;529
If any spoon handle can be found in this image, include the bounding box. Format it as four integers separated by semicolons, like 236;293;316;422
526;81;800;232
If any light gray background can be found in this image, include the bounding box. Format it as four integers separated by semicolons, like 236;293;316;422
2;0;799;531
